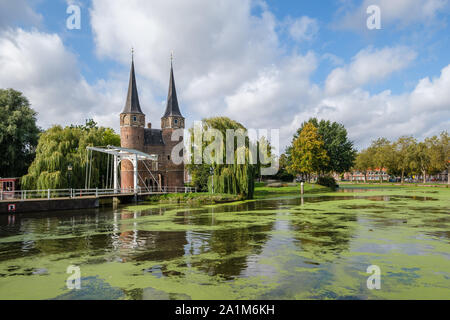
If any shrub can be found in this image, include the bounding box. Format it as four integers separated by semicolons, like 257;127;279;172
317;175;338;189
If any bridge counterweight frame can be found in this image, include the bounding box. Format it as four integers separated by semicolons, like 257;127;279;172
87;145;159;194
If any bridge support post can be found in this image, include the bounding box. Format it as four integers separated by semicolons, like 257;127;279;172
133;154;138;194
113;155;118;194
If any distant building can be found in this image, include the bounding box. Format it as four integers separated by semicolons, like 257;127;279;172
340;168;448;183
0;178;20;199
119;57;185;190
340;168;389;182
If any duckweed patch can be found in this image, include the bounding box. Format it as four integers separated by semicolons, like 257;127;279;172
0;186;448;299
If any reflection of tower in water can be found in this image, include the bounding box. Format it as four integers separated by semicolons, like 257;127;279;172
110;208;188;264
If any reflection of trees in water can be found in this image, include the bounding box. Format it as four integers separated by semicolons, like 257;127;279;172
110;206;276;280
123;287;191;300
291;211;357;262
0;209;114;261
112;209;188;264
193;223;275;280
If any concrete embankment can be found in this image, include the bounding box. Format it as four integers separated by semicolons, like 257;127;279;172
0;197;100;214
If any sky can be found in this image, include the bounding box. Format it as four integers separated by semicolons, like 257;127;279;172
0;0;449;152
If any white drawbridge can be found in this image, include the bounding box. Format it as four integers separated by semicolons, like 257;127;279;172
86;145;159;194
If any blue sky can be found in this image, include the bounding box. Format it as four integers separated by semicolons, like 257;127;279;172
0;0;449;151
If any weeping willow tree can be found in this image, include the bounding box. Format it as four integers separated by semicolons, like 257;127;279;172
21;120;120;190
187;117;266;199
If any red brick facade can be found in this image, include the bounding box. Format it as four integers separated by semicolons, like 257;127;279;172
119;59;185;190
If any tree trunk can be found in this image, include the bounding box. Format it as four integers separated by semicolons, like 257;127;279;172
401;169;404;185
364;173;367;183
422;170;426;184
447;166;450;185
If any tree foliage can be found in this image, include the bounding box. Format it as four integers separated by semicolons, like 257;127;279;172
288;122;329;178
390;136;417;183
369;138;391;182
354;132;449;184
187;117;259;199
287;118;356;175
273;153;294;181
0;89;41;177
353;149;373;182
22;120;120;190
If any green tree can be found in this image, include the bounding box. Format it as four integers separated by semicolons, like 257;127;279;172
287;118;356;174
368;138;391;183
22;120;120;190
391;136;417;184
187;117;259;199
0;89;41;177
288;122;329;181
440;132;450;185
412;141;431;183
274;153;294;182
354;149;373;183
407;132;448;184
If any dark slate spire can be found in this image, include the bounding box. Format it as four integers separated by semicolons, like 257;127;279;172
163;58;183;118
122;51;143;114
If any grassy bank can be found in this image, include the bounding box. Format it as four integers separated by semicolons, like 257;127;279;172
143;181;449;205
253;182;332;199
145;192;244;204
339;182;449;188
144;182;331;204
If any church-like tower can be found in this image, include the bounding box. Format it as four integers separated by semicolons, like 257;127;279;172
120;56;145;189
161;60;185;187
119;54;185;191
161;61;185;130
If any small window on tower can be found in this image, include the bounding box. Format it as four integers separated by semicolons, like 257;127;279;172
133;116;137;122
174;119;178;125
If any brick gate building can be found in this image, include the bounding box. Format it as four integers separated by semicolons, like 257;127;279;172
119;57;185;190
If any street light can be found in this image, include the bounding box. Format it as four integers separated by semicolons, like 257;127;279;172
67;164;73;189
210;167;214;194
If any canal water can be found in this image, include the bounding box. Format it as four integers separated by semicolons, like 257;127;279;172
0;187;449;299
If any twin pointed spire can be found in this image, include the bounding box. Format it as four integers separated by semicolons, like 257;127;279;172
163;52;183;118
122;49;183;118
122;48;143;114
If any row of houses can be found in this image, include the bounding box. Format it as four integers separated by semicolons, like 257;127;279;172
334;169;449;183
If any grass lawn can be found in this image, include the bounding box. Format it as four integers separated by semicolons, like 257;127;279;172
145;192;244;204
253;182;332;199
144;181;447;204
339;182;448;188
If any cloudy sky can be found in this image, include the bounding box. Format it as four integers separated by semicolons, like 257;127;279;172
0;0;449;151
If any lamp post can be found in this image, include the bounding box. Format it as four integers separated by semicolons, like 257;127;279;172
210;167;214;194
67;164;73;189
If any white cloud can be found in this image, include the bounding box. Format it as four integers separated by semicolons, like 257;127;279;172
90;0;283;127
288;16;319;42
336;0;449;31
325;46;417;95
0;0;42;30
294;63;450;149
0;0;448;153
0;28;123;129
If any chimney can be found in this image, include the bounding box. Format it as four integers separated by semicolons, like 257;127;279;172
147;122;152;129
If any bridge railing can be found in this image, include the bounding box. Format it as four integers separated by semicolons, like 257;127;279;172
0;186;197;201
